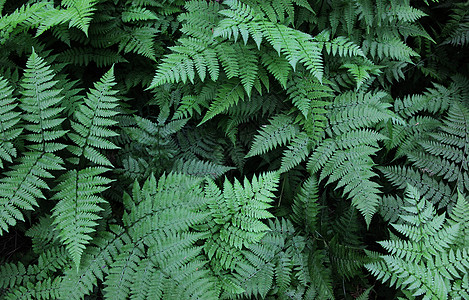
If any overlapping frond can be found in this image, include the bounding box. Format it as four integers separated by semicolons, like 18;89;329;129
366;185;469;299
0;51;66;235
67;67;120;167
0;77;22;168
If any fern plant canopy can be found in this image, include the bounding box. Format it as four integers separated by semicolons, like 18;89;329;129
0;0;468;299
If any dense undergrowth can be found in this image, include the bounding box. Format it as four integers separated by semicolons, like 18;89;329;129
0;0;468;299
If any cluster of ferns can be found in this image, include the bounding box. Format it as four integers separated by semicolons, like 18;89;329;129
0;0;468;299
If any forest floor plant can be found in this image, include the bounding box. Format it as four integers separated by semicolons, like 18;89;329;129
0;0;468;299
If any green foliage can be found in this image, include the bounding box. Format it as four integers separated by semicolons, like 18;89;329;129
0;0;468;299
366;185;469;299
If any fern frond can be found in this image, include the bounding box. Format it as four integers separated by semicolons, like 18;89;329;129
449;192;469;248
57;47;127;67
150;37;218;86
20;50;67;153
201;79;245;124
0;2;48;44
290;176;319;233
25;215;60;254
0;50;67;234
362;38;419;63
322;34;366;58
205;172;279;271
4;276;62;300
0;77;22;168
442;3;469;47
236;44;258;96
173;82;216;120
121;6;159;23
261;49;291;88
379;165;454;209
279;132;311;173
407;102;469;193
118;26;159;60
68;67;120;167
0;153;64;234
366;185;469;299
52;167;112;268
286;72;333;119
391;4;427;23
61;0;97;35
59;225;126;299
214;0;325;82
307;95;392;225
329;91;400;135
309;249;334;299
246;114;299;158
172;158;234;179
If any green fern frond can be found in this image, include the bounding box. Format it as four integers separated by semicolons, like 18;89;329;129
379;194;406;223
0;262;28;289
322;34;366;58
449;192;469;248
20;50;67;153
236;44;258;96
121;6;159;23
309;249;334;299
260;49;291;88
0;50;67;234
407;102;469;192
366;185;469;299
201;79;245;124
442;3;469;46
61;0;97;35
390;4;427;23
173;82;216;120
57;48;127;67
246;114;299;158
279;132;311;173
214;0;325;82
0;153;64;234
52;167;112;269
329;237;367;279
0;2;49;44
0;77;22;168
383;116;440;157
362;38;419;63
341;62;382;90
287;72;333;119
150;37;218;86
3;276;62;300
394;94;427;117
25;215;60;253
307;108;390;225
172;158;234;179
329;91;401;135
290;176;319;233
118;26;159;60
68;67;120;167
59;225;125;299
379;165;454;209
103;243;144;299
204;172;279;272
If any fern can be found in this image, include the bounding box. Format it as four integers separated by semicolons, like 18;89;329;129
0;50;66;234
307;91;397;225
0;77;22;168
67;67;120;167
366;185;469;299
407;102;469;193
246;114;300;158
1;0;469;299
52;167;112;269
